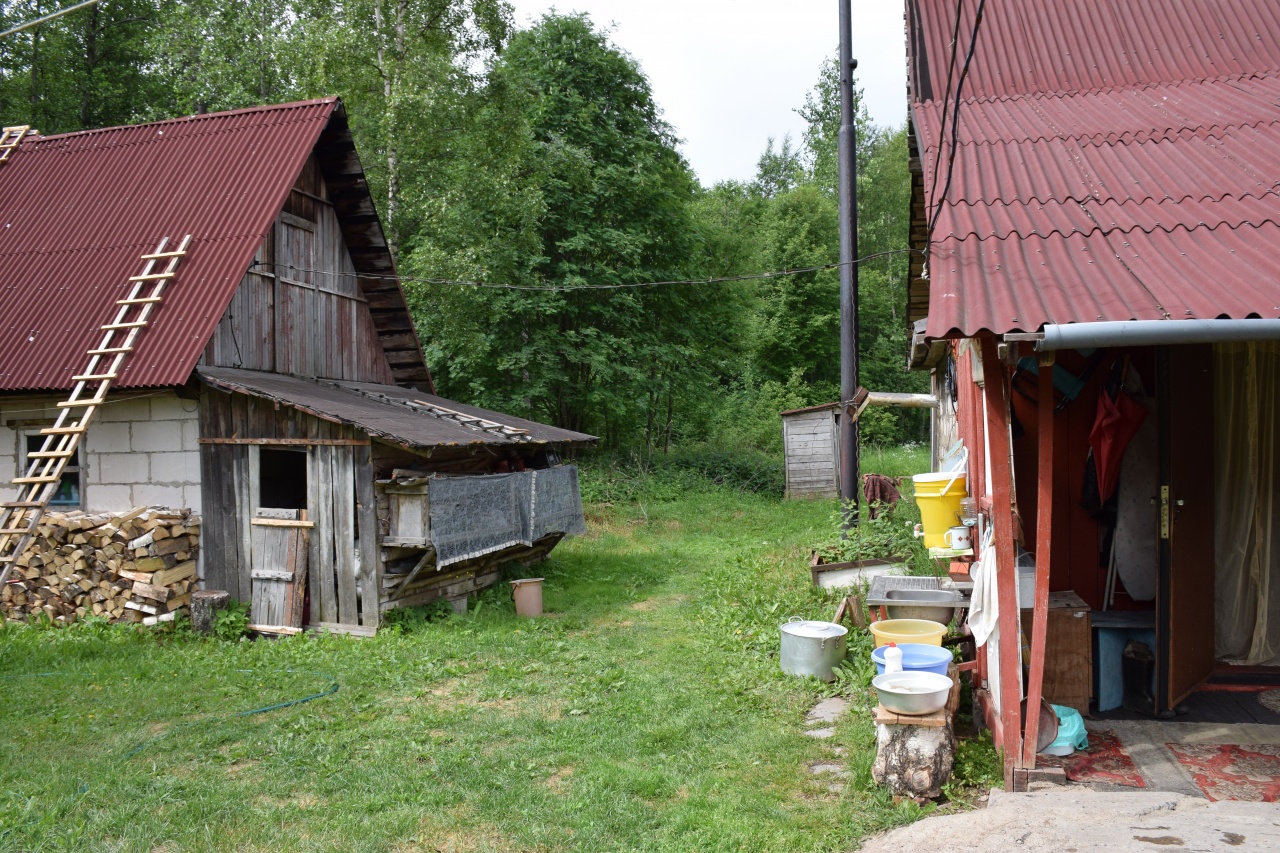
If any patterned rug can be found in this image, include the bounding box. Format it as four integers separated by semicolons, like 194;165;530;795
1165;743;1280;802
1038;729;1146;787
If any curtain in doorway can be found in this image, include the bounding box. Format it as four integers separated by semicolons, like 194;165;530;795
1214;341;1280;664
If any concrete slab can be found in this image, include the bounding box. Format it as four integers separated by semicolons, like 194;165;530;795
809;762;848;777
806;697;850;726
859;789;1280;852
804;727;835;739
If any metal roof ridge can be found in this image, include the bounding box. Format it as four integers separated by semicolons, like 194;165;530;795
23;98;339;145
320;379;535;443
912;68;1280;110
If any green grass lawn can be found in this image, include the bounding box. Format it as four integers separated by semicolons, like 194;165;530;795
0;463;940;852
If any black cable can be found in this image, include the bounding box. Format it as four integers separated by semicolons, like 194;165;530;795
927;0;988;242
251;248;926;293
924;0;966;231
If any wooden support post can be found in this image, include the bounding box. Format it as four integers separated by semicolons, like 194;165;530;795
981;339;1025;788
1022;354;1056;767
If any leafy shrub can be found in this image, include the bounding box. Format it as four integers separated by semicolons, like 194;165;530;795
213;599;250;642
578;447;785;503
383;599;456;633
817;498;936;576
661;447;784;494
944;731;1003;803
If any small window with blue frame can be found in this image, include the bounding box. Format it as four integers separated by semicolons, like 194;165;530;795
24;433;81;508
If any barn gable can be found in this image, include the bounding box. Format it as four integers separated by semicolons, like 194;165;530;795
0;98;428;392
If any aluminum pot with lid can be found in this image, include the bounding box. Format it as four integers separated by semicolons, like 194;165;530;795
779;617;848;682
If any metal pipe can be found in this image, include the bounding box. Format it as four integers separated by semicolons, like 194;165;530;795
0;0;99;40
837;0;860;531
1037;319;1280;351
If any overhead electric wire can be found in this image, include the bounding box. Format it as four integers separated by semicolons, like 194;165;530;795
251;248;925;293
927;0;988;243
0;0;99;39
923;0;966;235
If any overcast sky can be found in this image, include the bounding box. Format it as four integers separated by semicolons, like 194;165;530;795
506;1;909;187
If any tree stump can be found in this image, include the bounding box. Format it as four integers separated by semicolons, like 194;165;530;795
871;665;962;798
872;721;956;799
191;590;231;635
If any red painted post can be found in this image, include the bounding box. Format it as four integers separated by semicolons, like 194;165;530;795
1022;355;1055;767
981;340;1024;787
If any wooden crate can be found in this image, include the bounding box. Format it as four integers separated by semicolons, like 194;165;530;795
1024;591;1091;715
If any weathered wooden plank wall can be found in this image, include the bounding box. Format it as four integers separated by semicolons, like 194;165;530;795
353;444;383;629
200;153;396;384
199;387;374;631
783;409;839;499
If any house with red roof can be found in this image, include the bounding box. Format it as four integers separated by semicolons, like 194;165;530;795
0;99;593;634
905;0;1280;788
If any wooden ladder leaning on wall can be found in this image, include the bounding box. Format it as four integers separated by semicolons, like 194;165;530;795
0;235;193;586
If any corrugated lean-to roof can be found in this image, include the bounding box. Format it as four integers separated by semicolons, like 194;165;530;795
907;0;1280;340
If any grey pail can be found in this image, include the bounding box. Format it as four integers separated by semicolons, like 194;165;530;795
779;617;848;682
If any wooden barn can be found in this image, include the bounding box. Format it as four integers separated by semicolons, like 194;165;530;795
905;0;1280;789
0;99;594;634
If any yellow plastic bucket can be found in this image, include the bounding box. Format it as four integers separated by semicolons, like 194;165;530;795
912;471;968;549
869;619;947;648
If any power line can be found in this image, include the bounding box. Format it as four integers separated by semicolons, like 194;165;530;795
927;0;988;242
924;0;966;234
251;248;924;293
0;0;99;40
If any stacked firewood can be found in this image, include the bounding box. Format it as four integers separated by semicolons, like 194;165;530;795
0;507;199;626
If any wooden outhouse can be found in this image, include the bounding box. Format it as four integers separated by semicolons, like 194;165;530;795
780;403;840;499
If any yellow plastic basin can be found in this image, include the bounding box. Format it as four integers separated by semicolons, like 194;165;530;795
869;618;947;648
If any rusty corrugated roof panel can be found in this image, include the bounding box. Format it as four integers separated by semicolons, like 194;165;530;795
199;367;598;449
0;99;416;392
909;0;1280;102
907;0;1280;339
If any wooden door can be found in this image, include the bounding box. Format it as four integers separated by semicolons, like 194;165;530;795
1157;345;1216;710
248;508;312;634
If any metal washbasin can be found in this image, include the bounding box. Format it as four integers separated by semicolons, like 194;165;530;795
883;588;963;624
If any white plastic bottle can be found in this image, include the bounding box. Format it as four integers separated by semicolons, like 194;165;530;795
884;642;903;674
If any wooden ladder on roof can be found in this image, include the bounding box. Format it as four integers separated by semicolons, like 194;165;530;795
0;235;192;586
0;126;33;165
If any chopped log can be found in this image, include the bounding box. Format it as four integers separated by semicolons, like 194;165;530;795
131;582;171;603
191;590;230;635
1;507;199;626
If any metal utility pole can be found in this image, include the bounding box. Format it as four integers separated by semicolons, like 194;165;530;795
837;0;860;532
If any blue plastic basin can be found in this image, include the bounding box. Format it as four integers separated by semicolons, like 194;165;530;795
871;643;953;676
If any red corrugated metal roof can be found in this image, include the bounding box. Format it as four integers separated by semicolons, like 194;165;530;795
0;99;339;391
909;0;1280;339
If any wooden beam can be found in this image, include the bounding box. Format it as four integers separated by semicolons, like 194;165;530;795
982;337;1025;787
1022;354;1056;767
250;518;316;529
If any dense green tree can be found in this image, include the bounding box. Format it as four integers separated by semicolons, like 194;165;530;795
0;0;168;131
407;13;745;450
291;0;512;255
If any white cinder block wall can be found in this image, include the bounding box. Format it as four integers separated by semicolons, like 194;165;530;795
0;391;202;513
